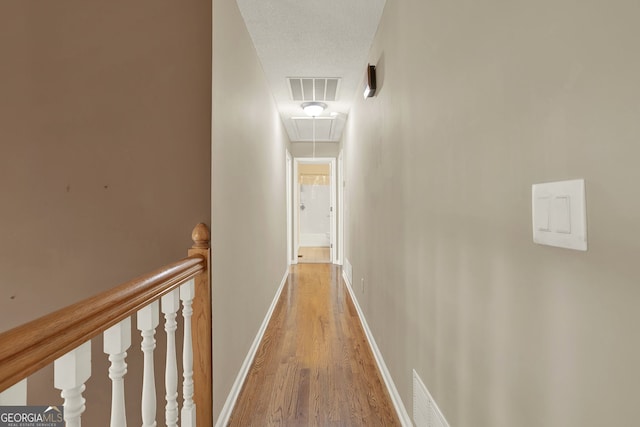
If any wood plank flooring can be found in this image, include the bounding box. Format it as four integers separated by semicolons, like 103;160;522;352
297;247;331;263
228;264;400;427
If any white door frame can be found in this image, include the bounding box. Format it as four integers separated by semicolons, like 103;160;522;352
286;150;293;265
293;157;337;264
337;151;344;265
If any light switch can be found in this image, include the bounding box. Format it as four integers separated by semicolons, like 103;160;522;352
534;196;551;231
532;179;587;251
552;196;571;234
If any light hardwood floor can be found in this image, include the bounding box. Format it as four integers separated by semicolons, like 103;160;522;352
228;264;400;426
297;247;330;263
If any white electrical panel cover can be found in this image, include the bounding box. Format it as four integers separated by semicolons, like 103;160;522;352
532;179;587;251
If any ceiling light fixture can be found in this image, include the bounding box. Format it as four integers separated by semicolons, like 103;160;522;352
300;102;326;159
301;102;327;117
363;64;377;99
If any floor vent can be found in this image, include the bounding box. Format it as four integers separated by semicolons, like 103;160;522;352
287;77;341;102
413;370;449;427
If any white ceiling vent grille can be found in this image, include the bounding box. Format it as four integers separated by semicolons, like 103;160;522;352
292;117;335;141
287;77;341;102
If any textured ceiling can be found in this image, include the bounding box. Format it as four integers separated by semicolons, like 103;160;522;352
236;0;386;142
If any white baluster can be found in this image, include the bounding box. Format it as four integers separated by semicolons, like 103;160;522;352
103;317;131;427
180;278;196;427
54;341;91;427
137;301;159;427
0;379;27;405
161;289;180;427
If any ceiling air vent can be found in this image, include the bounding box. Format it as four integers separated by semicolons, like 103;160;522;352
292;117;335;141
287;77;341;102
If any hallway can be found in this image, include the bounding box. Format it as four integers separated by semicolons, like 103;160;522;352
228;263;400;426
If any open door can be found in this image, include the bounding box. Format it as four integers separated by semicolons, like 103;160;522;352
294;158;336;263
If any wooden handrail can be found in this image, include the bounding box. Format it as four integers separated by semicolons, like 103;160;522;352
0;223;212;426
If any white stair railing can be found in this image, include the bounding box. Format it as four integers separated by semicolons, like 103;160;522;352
162;288;180;427
0;379;26;405
0;223;212;427
180;278;196;427
104;317;131;427
138;301;160;427
54;341;91;427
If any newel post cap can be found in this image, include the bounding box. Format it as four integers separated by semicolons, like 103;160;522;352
191;223;210;249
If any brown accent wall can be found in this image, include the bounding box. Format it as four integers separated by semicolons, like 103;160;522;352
0;0;211;423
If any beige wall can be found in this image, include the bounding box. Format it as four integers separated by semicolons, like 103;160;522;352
212;0;290;420
0;0;211;424
342;0;640;426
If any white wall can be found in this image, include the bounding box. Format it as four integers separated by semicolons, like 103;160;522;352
342;0;640;425
299;183;331;247
212;0;290;418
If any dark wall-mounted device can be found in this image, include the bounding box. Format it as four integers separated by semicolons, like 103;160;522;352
363;64;377;98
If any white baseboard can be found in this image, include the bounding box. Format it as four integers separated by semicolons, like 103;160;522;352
342;270;413;427
214;270;289;427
